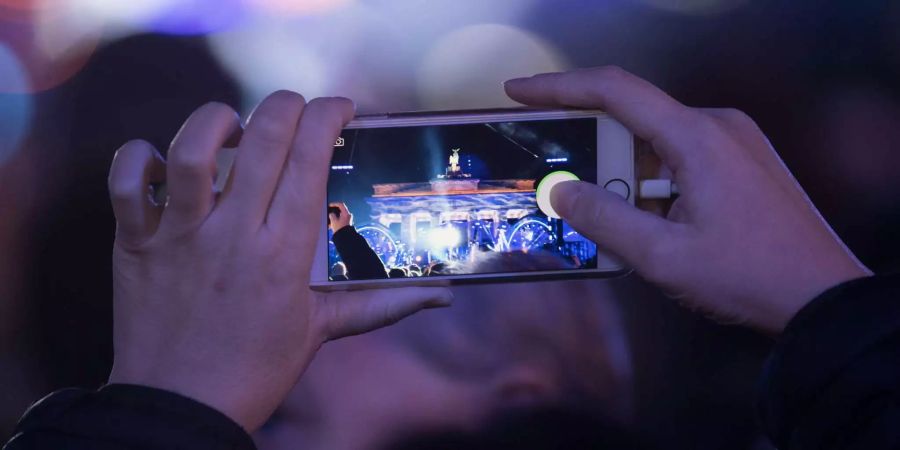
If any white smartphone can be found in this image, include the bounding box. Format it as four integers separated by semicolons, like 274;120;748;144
310;108;635;290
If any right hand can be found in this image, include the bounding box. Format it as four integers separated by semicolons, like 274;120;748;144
505;67;871;333
328;202;352;234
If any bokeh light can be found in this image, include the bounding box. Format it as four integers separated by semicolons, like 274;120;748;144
208;17;330;111
209;4;417;112
0;43;34;165
416;23;569;109
148;0;245;35
0;0;44;22
63;0;244;36
0;4;100;92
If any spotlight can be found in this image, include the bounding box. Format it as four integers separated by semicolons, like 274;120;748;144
428;226;461;249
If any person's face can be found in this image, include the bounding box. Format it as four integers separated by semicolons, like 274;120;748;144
254;281;628;450
253;320;489;450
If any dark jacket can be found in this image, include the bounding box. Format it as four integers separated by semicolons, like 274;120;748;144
5;274;899;450
331;226;388;280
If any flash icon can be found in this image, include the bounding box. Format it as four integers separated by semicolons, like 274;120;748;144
334;137;345;147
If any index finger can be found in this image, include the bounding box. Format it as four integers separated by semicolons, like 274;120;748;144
504;66;699;171
268;97;355;246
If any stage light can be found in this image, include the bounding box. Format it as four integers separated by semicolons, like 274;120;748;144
417;23;569;109
545;157;568;163
0;43;33;165
428;226;462;249
331;165;354;170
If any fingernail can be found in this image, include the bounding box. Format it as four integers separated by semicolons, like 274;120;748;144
504;77;528;87
549;180;580;218
425;290;454;309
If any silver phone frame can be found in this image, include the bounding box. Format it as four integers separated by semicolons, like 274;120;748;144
310;108;634;290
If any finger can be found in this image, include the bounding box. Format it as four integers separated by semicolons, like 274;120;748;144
318;287;453;341
702;108;800;193
163;102;241;228
328;213;338;224
551;180;678;270
109;140;166;244
219;91;306;226
267;97;355;245
504;66;700;171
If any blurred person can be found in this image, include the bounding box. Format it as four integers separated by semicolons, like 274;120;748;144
330;262;349;281
425;262;448;276
387;267;408;278
254;278;634;450
5;66;898;450
329;202;388;280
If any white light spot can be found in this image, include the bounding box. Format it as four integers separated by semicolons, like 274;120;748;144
535;171;579;219
417;23;569;109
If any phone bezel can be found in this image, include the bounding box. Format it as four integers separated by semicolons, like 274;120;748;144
310;108;634;290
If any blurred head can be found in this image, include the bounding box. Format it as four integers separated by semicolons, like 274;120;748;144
254;279;632;450
388;267;408;278
331;262;348;278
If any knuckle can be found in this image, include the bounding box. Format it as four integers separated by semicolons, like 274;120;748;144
199;101;238;120
116;139;155;158
690;111;731;147
169;146;211;175
712;107;756;130
250;116;294;149
590;65;630;81
109;140;155;198
109;178;144;201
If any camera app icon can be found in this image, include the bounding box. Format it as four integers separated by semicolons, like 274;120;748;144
334;137;345;147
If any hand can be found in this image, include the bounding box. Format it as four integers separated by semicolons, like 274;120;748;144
106;92;453;431
505;67;871;333
328;202;352;233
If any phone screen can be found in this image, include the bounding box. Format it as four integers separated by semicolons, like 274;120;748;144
326;117;598;281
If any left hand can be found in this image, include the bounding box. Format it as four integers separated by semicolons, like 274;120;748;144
107;93;453;432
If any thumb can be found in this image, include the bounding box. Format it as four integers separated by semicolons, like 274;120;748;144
319;287;453;341
551;180;673;268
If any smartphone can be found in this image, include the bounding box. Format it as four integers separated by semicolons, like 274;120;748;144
311;108;635;290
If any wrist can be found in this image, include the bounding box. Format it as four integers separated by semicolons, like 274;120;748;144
766;263;872;334
108;363;262;432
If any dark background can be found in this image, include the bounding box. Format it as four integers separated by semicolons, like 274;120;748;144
1;1;899;448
